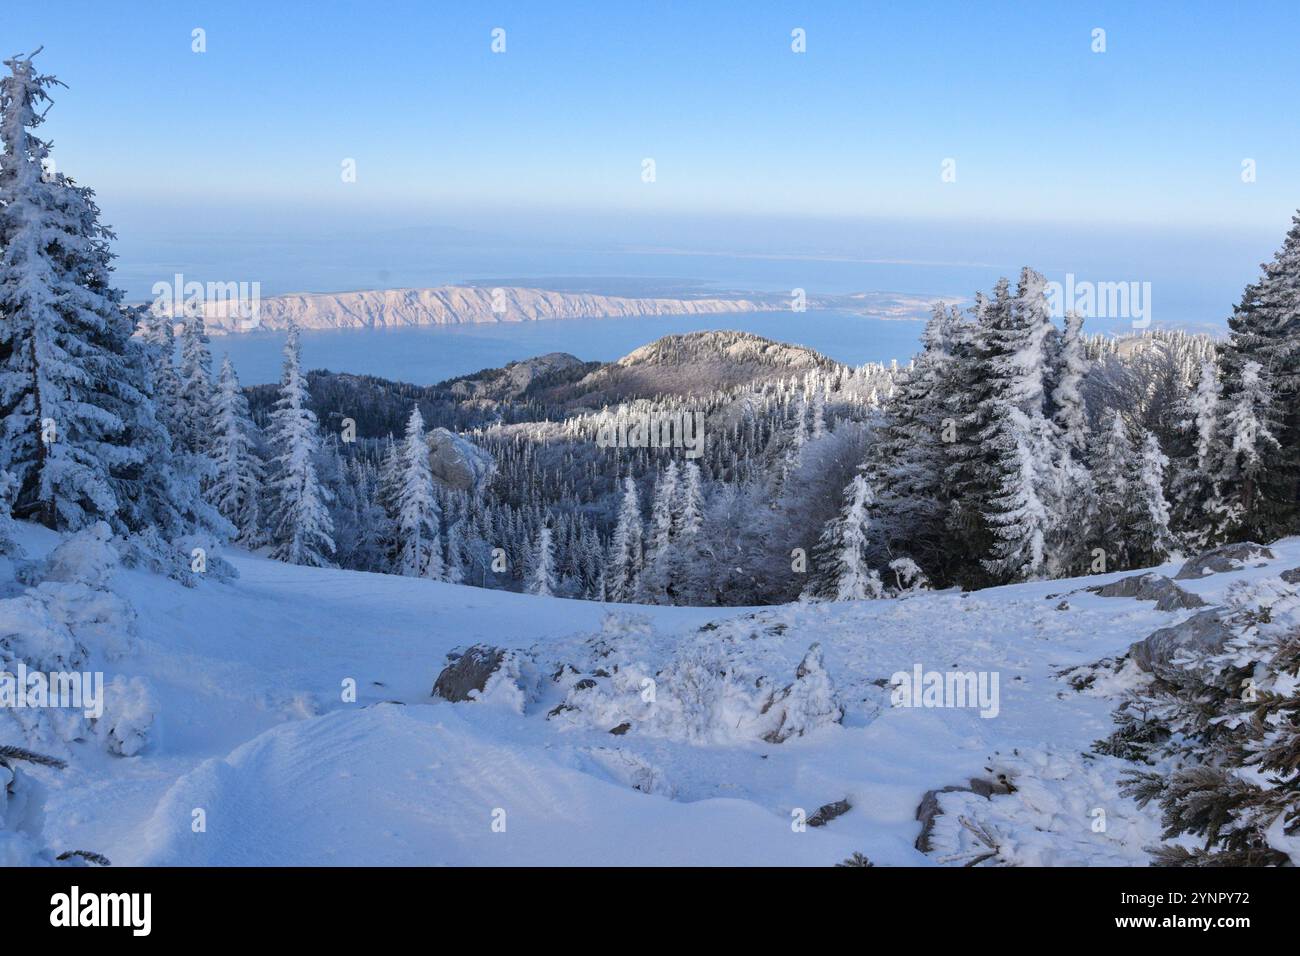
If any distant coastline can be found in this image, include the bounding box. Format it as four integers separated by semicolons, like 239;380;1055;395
146;284;947;336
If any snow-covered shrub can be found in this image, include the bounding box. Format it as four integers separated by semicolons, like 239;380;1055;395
42;521;118;588
758;643;843;743
0;755;55;866
921;749;1162;867
0;747;107;867
1101;577;1300;865
545;615;843;745
887;558;930;595
0;592;87;749
94;676;156;757
119;527;237;587
580;747;674;798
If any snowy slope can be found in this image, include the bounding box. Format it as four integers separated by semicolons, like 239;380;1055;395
14;523;1300;867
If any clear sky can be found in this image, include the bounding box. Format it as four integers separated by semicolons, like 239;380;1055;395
6;0;1300;313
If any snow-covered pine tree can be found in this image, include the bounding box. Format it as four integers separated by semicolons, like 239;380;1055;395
1220;359;1281;535
640;461;679;603
666;460;706;604
525;522;556;596
607;475;644;602
175;312;215;458
139;307;182;439
1090;410;1136;570
866;303;959;582
806;473;883;601
1169;359;1232;551
978;269;1063;583
1126;430;1176;566
1051;311;1090;454
113;310;232;548
208;357;265;543
0;51;139;530
395;405;443;579
982;406;1052;581
444;515;467;585
1217;212;1300;540
266;322;335;566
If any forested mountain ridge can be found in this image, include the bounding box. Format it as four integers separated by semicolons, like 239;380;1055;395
245;330;848;438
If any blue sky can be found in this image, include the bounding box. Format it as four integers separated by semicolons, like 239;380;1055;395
7;1;1300;312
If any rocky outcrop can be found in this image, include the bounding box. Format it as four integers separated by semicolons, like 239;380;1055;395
426;428;495;492
1089;573;1207;611
1127;609;1234;678
447;353;591;401
1174;542;1274;580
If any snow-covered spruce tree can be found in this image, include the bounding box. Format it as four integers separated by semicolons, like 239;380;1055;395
1051;311;1090;454
606;475;644;602
1169;359;1233;551
1089;410;1136;570
0;52;138;530
1217;213;1300;541
982;406;1053;581
266;322;335;566
865;303;960;583
139;308;182;439
209;356;265;543
665;460;706;604
394;405;443;579
805;473;883;600
525;522;556;597
977;270;1067;583
174;311;215;458
1219;359;1281;538
1104;580;1300;865
112;309;233;561
639;461;679;603
1126;430;1176;566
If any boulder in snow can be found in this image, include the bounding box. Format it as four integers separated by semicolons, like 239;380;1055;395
1090;573;1207;611
431;645;508;701
1128;609;1233;678
426;428;495;493
1173;542;1274;580
807;798;852;828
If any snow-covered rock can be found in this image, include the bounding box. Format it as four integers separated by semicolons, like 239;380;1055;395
1174;541;1274;580
425;428;495;493
1128;609;1233;678
1089;572;1206;611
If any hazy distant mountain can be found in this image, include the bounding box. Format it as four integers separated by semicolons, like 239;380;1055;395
197;285;776;334
172;284;950;335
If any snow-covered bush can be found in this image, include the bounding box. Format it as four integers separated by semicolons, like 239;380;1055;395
920;749;1162;867
544;614;843;745
0;747;107;867
94;676;157;757
1101;577;1300;865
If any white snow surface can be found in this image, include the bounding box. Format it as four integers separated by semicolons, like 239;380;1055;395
7;521;1298;867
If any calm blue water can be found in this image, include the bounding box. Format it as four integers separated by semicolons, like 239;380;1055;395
214;310;922;386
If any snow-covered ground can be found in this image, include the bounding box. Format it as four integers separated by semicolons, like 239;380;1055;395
9;521;1299;867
